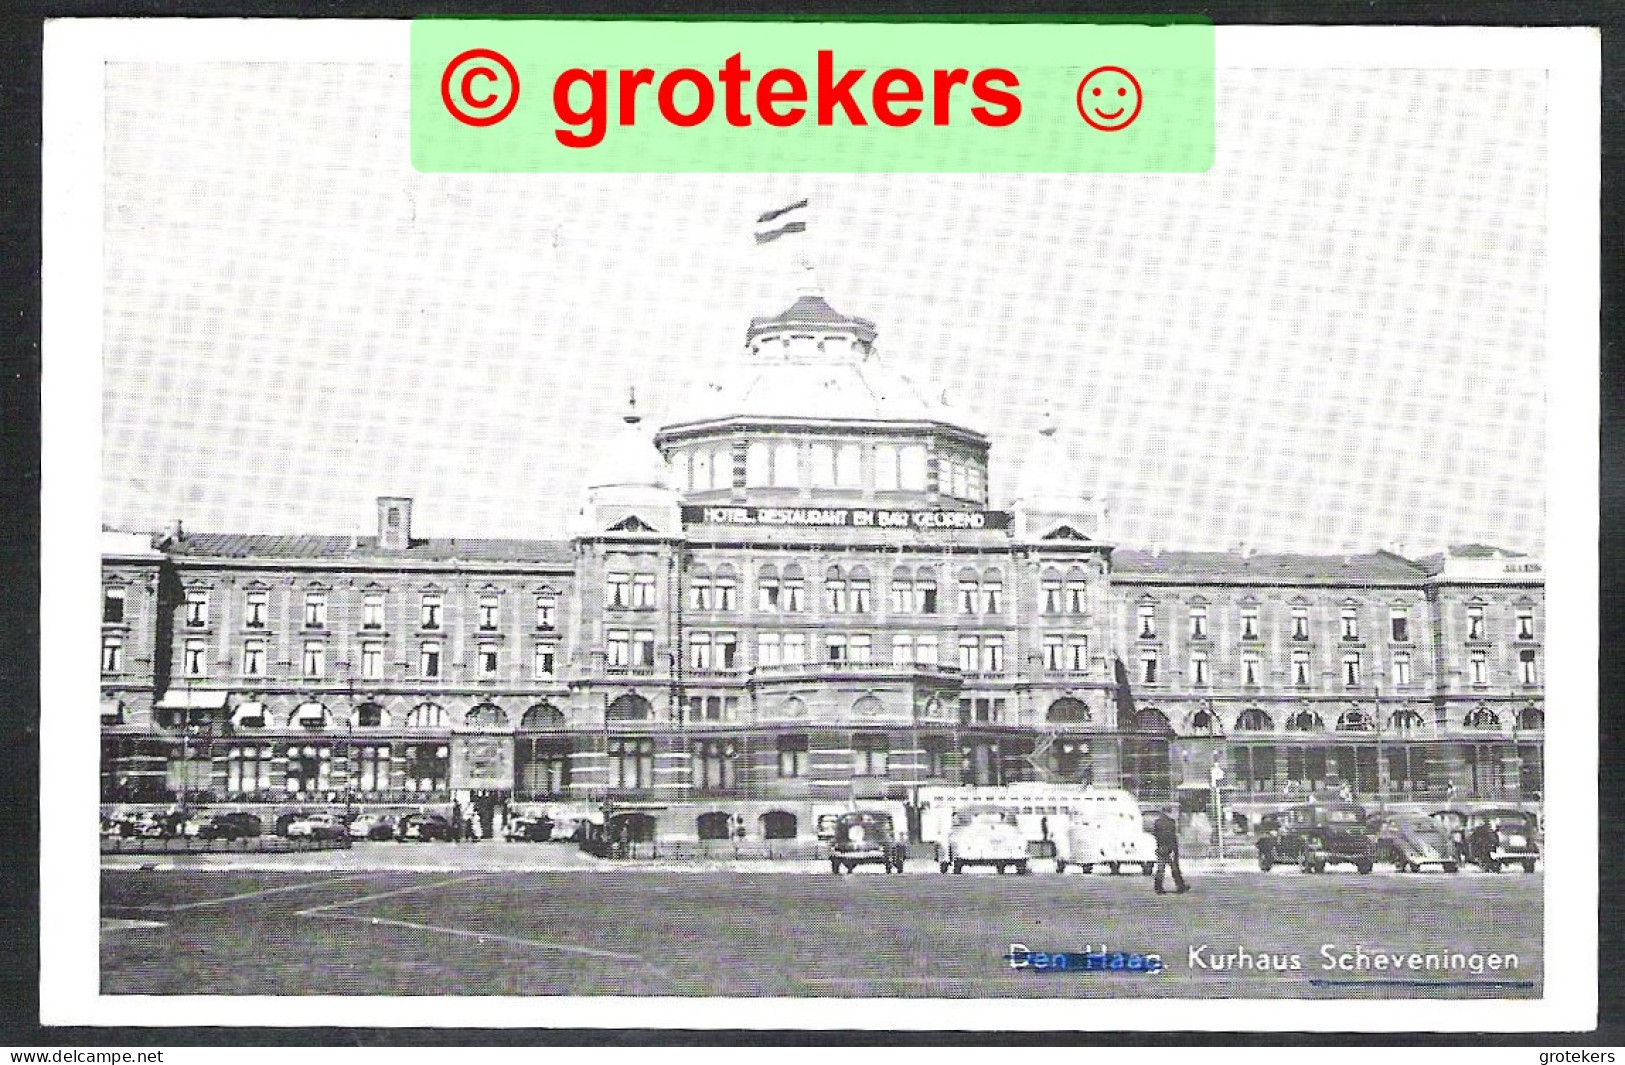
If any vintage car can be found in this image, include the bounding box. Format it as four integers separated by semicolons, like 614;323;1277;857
504;813;556;842
938;806;1029;875
1429;809;1470;861
397;812;455;842
1256;803;1375;874
284;812;346;840
1465;808;1540;872
347;812;399;841
1366;812;1458;872
1055;791;1157;875
195;811;264;841
829;810;907;874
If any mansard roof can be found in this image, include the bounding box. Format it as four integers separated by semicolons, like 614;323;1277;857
163;533;574;566
1112;548;1427;586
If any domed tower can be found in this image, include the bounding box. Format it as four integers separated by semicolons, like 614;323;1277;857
655;290;989;509
574;390;682;536
1011;408;1108;544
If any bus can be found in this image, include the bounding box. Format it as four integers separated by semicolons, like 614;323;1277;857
916;784;1158;872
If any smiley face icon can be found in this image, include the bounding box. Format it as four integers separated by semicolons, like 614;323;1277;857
1076;65;1143;132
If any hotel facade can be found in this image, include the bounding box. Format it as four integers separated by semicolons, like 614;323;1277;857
99;293;1545;842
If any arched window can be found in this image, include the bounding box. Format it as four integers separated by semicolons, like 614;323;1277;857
1336;710;1374;731
1189;708;1217;734
1517;707;1545;730
1387;709;1427;732
354;702;384;728
835;443;861;487
1286;710;1325;732
293;701;329;730
745;441;770;486
1047;697;1091;724
777;696;807;718
465;702;509;728
710;449;731;491
1235;708;1274;731
697;811;733;841
404;702;446;729
607;692;652;722
852;695;885;717
809;443;835;487
773;442;799;487
1133;709;1174;735
521;702;566;729
1465;707;1501;730
760;810;797;840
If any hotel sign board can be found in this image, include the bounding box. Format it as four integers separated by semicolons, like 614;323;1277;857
683;505;1010;531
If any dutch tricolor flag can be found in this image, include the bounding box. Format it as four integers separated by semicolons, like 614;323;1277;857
754;198;808;244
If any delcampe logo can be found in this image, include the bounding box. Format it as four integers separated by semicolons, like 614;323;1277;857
411;18;1214;173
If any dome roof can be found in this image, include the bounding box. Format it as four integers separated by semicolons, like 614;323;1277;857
584;399;671;491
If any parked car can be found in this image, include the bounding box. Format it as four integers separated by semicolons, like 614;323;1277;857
284;812;346;840
348;812;399;841
397;812;455;842
938;806;1029;875
1365;812;1458;872
1256;803;1375;874
829;810;907;874
195;811;264;841
504;814;555;842
1465;808;1540;872
1055;790;1158;875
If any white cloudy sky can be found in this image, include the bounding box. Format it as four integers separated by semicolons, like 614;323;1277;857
101;62;1547;555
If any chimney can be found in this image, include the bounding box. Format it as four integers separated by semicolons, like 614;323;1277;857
377;496;412;551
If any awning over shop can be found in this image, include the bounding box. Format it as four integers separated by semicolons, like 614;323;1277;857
231;702;266;727
155;689;229;710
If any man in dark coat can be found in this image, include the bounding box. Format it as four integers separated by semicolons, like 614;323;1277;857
1152;805;1189;894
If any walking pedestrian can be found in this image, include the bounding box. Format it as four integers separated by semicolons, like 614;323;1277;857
1152;805;1189;895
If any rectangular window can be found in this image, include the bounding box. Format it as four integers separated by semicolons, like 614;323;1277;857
302;641;325;678
245;590;269;629
304;592;327;629
360;641;382;680
1043;580;1063;614
103;587;126;624
101;637;123;673
783;580;805;612
1137;605;1156;639
1066;582;1087;615
851;734;889;777
1140;652;1158;685
1519;649;1538;685
1342;652;1361;686
1467;605;1486;641
783;633;806;664
352;746;390;793
1241;607;1260;640
917;582;938;614
916;635;939;665
692;739;737;789
609;738;655;790
633;574;657;609
982;583;1002;614
478;595;500;631
1470;651;1487;685
535;595;557;629
1242;652;1262;686
689;579;713;611
1043;634;1065;671
226;745;275;794
1393;652;1412;686
960;581;978;613
1192;652;1209;686
958;637;978;672
757;633;781;667
420;595;443;630
534;643;556;677
825;580;847;614
1390;609;1409;643
836;444;862;487
773;442;798;488
419;642;442;678
1516;610;1535;640
713;578;737;612
1067;637;1088;672
185;589;208;628
606;573;631;609
632;630;655;668
242;639;266;677
691;633;713;671
826;634;848;663
1291;607;1310;641
810;443;836;487
1340;607;1359;641
404;743;449;792
1292;650;1311;686
874;444;899;491
758;578;780;612
849;635;873;664
849;580;871;613
892;635;913;666
778;734;809;778
900;445;927;491
716;632;738;669
981;636;1004;673
183;638;207;676
1190;606;1207;639
362;593;384;630
479;645;499;676
607;631;630;668
891;581;913;614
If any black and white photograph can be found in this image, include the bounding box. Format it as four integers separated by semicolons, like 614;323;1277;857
39;19;1599;1032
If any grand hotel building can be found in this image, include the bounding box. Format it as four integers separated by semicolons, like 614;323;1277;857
99;292;1546;842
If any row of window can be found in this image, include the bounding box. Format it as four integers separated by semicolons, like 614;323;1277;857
1136;647;1539;688
658;572;1019;616
1218;705;1545;734
159;638;559;680
1139;603;1538;643
680;441;987;502
211;743;450;793
164;588;560;634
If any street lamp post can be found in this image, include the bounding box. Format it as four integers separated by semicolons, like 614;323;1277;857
1373;670;1386;814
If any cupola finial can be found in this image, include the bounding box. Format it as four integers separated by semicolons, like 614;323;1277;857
624;386;640;425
